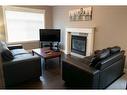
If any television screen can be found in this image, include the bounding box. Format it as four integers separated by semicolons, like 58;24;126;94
39;29;60;42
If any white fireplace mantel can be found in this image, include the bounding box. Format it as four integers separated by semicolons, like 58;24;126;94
65;28;95;57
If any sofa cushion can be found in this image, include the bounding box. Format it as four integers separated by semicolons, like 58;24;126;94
11;49;29;56
14;53;33;59
7;44;23;50
108;46;121;54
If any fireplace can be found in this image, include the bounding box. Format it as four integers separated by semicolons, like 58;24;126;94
71;35;87;56
65;28;94;58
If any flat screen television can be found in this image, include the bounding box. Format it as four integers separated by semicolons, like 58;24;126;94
39;29;60;42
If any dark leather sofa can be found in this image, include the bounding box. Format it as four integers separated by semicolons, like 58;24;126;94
62;46;125;89
1;44;41;88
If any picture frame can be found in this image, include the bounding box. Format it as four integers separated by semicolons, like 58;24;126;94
69;7;92;21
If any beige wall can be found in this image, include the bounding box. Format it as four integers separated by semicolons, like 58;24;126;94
0;6;53;50
1;6;127;53
53;6;127;52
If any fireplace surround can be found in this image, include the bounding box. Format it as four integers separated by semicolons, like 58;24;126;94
65;28;94;58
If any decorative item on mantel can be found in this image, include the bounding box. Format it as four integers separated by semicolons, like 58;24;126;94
69;7;92;21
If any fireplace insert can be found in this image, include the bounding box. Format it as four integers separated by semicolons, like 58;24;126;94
71;35;87;56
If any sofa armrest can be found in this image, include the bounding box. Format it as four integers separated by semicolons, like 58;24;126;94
3;55;41;87
3;55;40;66
62;60;100;88
8;44;23;50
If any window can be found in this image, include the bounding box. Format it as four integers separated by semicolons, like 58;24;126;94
4;7;45;43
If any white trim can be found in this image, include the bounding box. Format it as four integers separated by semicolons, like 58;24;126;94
3;6;45;13
70;52;85;58
66;28;94;34
2;6;45;43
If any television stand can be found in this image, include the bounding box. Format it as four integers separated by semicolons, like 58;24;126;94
40;41;60;51
53;48;60;52
40;42;53;48
49;42;53;50
50;43;60;52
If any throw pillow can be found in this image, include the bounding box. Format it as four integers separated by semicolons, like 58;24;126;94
94;50;101;55
90;49;110;67
0;41;8;53
1;49;14;61
0;41;14;61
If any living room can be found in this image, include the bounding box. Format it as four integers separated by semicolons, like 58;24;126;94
0;5;127;89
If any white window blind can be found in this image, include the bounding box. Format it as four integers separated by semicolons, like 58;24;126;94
5;10;44;43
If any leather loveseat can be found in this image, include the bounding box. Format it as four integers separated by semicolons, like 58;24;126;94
0;43;41;88
62;46;125;89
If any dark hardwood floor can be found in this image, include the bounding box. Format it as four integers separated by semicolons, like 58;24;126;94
7;58;65;89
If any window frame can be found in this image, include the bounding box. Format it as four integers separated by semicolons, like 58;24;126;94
3;6;45;44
